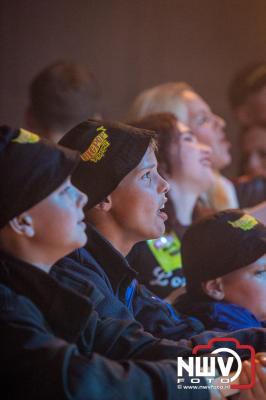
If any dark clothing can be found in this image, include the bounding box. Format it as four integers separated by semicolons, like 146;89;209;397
234;175;266;208
176;295;266;332
54;250;266;357
0;251;207;400
56;224;204;341
53;251;135;322
55;225;266;354
128;221;187;299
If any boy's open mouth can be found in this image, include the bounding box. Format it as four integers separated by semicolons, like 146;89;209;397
157;203;168;221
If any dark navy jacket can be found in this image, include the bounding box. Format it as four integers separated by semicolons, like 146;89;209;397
56;224;204;341
234;175;266;208
176;294;266;332
55;225;266;356
0;251;210;400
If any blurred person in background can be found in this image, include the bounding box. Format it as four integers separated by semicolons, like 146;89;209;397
25;60;102;143
128;82;266;219
228;62;266;128
229;62;266;181
240;124;266;177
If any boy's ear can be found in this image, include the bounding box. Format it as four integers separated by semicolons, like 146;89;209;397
94;195;112;212
201;278;225;301
9;213;35;237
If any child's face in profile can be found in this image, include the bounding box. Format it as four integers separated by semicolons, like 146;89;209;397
168;123;214;193
220;254;266;320
109;145;169;247
29;177;88;257
241;125;266;177
182;90;231;171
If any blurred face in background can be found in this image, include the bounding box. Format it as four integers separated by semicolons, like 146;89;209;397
180;90;231;171
241;125;266;176
237;86;266;127
168;122;215;193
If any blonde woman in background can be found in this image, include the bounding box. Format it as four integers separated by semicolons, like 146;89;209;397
128;82;266;221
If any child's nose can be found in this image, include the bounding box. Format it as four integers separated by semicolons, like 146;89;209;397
159;174;170;194
200;143;212;155
214;114;226;129
77;189;88;208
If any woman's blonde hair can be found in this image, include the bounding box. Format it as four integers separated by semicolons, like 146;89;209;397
127;82;193;122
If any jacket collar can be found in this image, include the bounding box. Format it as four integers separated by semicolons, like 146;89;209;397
0;251;94;343
177;293;263;331
85;224;137;296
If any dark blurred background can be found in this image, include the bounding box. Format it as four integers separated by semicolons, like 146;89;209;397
1;0;266;174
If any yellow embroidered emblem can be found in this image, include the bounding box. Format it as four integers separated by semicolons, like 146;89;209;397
12;129;40;144
80;126;110;163
228;214;258;231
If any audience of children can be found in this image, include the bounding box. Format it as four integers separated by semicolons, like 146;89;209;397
1;60;266;399
0;126;215;399
53;119;266;347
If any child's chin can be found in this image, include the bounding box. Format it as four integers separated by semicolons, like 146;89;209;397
75;234;88;248
149;225;166;240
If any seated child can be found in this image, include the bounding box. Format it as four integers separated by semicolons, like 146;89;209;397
0;126;195;400
58;119;205;340
176;209;266;332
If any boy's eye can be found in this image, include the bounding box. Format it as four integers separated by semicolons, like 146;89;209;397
196;115;210;126
183;133;195;142
60;186;75;197
142;171;152;181
61;186;71;194
255;270;266;278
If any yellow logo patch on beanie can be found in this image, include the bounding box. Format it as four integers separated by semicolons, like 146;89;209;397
81;126;110;163
228;214;258;231
12;128;40;144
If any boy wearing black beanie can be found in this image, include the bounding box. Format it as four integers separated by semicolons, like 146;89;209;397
177;209;266;333
57;119;207;340
0;126;87;266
